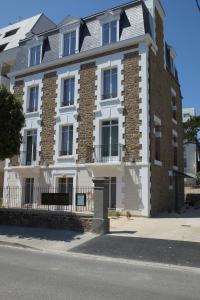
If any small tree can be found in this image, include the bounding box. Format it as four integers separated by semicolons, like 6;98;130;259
0;86;25;160
183;116;200;144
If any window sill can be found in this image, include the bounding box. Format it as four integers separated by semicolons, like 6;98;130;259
59;105;76;113
154;160;162;167
58;155;74;160
25;111;39;118
100;97;120;106
172;118;177;125
173;166;178;171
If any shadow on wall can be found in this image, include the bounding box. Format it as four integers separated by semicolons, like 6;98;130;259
122;166;144;211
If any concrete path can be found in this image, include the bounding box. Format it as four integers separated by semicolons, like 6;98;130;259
0;246;200;300
0;226;96;253
110;207;200;242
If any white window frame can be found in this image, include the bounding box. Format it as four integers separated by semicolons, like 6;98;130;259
28;44;42;67
59;22;80;58
27;85;39;113
102;67;118;100
99;10;121;47
59;124;74;158
61;76;75;107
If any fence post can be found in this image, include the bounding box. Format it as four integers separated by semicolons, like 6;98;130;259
92;185;110;234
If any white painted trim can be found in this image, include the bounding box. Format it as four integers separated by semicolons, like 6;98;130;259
171;87;176;97
154;114;161;125
154;160;162;167
139;42;151;217
93;52;125;152
54;64;80;164
172;129;178;137
28;43;43;68
99;10;121;46
172;118;177;125
59;23;80;58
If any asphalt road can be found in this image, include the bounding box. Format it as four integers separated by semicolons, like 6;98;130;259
0;246;199;300
71;235;200;268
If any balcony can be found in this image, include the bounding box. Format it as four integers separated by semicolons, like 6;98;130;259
92;144;123;163
10;151;40;167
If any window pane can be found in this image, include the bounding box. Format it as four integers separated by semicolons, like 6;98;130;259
111;68;118;98
111;123;118;156
70;31;76;55
102;124;110;157
35;45;41;65
103;23;109;46
69;125;73;155
61;126;68;155
58;178;67;193
63;33;70;56
63;79;70;106
70;78;75;105
111;21;117;43
103;70;111;99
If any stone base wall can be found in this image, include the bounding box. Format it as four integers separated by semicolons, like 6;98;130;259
0;209;93;232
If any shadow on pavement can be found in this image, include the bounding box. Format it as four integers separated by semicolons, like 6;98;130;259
0;225;83;243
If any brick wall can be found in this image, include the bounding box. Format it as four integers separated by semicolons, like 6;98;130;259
40;72;57;165
77;62;96;163
123;51;141;162
149;10;184;215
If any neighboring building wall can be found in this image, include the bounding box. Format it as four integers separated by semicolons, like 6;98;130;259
149;10;184;215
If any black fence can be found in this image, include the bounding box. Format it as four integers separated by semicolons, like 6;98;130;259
0;186;94;213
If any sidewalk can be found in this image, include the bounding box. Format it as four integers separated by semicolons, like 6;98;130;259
0;226;96;253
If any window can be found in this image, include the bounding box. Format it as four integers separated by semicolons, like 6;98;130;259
26;129;37;165
154;116;162;164
173;147;178;166
172;95;177;121
60;125;73;156
101;120;118;158
62;78;75;106
29;45;41;67
102;21;117;45
27;86;39;112
102;68;117;100
4;28;19;38
63;31;76;56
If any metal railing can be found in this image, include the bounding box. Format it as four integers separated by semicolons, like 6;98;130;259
0;186;94;213
92;144;123;163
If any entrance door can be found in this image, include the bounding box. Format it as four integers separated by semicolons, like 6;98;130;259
24;178;34;204
94;177;116;210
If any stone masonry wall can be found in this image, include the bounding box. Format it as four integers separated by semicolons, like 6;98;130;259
0;209;93;232
123;51;141;162
149;10;184;215
40;72;57;165
77;62;96;163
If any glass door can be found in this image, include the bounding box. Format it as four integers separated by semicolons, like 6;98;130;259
26;130;37;165
102;120;118;161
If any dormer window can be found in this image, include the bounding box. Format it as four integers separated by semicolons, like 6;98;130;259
63;31;76;56
99;9;121;47
102;21;117;46
29;45;41;67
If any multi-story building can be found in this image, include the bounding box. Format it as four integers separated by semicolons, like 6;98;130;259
4;0;184;216
183;108;199;184
0;13;56;187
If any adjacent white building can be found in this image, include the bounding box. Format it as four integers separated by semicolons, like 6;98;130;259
183;108;198;184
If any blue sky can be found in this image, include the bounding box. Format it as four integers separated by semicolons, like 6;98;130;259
0;0;199;113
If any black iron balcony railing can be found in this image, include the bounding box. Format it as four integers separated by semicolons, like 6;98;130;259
59;150;73;157
93;144;123;163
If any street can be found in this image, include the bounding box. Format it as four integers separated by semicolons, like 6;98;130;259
0;246;199;300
